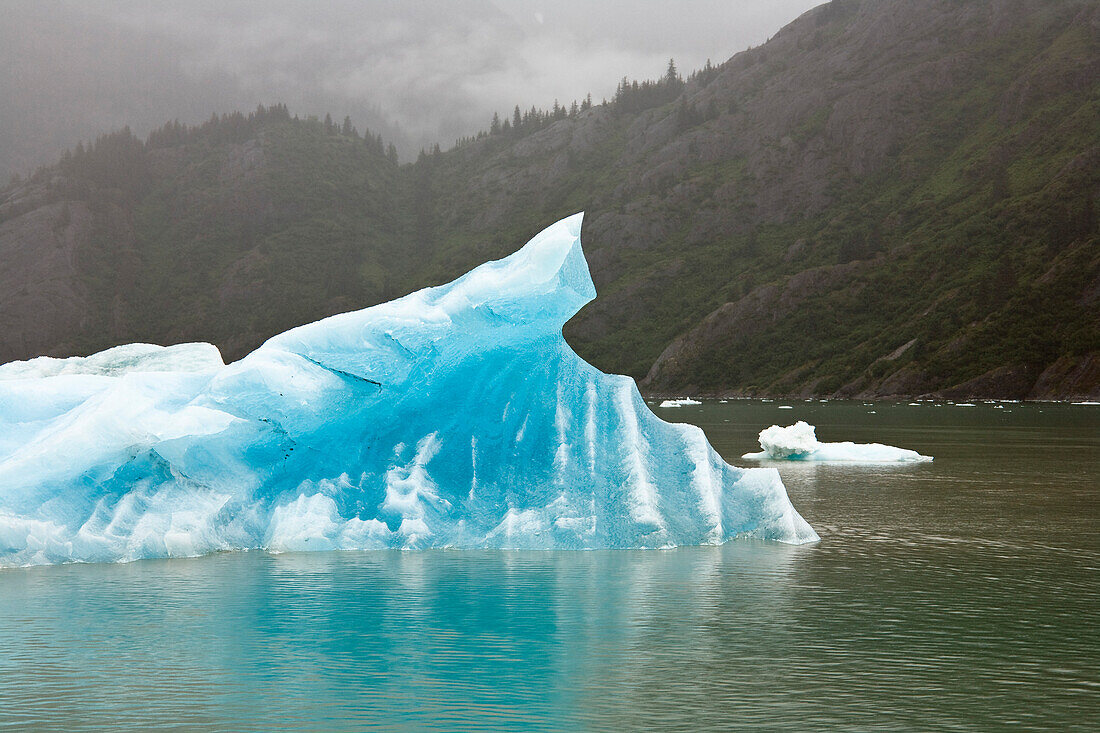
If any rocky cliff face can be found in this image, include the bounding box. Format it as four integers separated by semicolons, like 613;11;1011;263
1;0;1097;399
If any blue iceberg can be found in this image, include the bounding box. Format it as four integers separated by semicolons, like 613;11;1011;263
0;214;817;567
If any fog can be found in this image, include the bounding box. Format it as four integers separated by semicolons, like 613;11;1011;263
1;0;820;179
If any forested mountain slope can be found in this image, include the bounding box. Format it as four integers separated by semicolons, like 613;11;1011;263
1;0;1097;398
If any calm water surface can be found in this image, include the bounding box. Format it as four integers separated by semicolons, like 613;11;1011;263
1;401;1097;731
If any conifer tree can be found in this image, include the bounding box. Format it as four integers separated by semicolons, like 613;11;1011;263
665;58;679;85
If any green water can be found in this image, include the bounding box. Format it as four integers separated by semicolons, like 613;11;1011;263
1;401;1097;731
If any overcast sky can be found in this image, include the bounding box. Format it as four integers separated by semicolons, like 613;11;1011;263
1;0;822;178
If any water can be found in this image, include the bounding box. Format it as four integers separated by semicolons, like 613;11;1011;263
1;401;1097;731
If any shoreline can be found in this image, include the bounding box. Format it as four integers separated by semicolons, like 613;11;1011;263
640;393;1100;405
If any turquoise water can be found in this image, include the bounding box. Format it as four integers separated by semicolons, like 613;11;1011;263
1;401;1097;731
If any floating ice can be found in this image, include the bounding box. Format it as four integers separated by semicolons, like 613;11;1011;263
0;214;817;567
742;421;932;463
658;398;701;408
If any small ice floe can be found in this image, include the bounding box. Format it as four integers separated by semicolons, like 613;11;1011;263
955;402;977;407
659;397;702;408
742;421;932;463
777;405;794;410
1073;401;1100;406
908;402;921;406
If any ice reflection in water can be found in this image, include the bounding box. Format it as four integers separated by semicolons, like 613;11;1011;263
1;545;810;731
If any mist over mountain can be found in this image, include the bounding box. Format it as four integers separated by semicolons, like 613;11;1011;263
0;0;818;180
1;0;1097;399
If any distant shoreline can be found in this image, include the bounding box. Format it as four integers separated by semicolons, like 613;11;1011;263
640;392;1100;405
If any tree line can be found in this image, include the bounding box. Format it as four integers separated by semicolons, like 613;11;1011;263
42;104;397;194
12;55;735;193
458;57;728;149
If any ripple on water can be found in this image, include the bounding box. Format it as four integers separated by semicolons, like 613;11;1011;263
1;401;1098;731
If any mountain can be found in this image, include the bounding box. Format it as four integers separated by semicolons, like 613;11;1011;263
1;0;1098;399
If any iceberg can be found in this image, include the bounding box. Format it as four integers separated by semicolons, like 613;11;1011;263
658;398;701;408
0;214;817;567
742;421;932;463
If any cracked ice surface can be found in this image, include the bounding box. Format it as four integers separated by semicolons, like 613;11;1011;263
0;214;817;567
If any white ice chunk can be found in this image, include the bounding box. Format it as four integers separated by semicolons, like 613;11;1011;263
743;421;932;463
754;421;820;459
659;398;702;408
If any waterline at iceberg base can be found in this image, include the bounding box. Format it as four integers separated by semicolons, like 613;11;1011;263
0;214;817;567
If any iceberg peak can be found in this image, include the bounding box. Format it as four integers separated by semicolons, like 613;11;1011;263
435;210;593;325
0;214;817;567
261;213;594;386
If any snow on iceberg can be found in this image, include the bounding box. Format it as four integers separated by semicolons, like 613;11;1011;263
0;214;818;567
742;421;932;463
0;342;224;380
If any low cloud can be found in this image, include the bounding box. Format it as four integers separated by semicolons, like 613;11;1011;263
0;0;820;178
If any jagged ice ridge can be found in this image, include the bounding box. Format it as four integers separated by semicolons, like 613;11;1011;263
0;214;817;567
